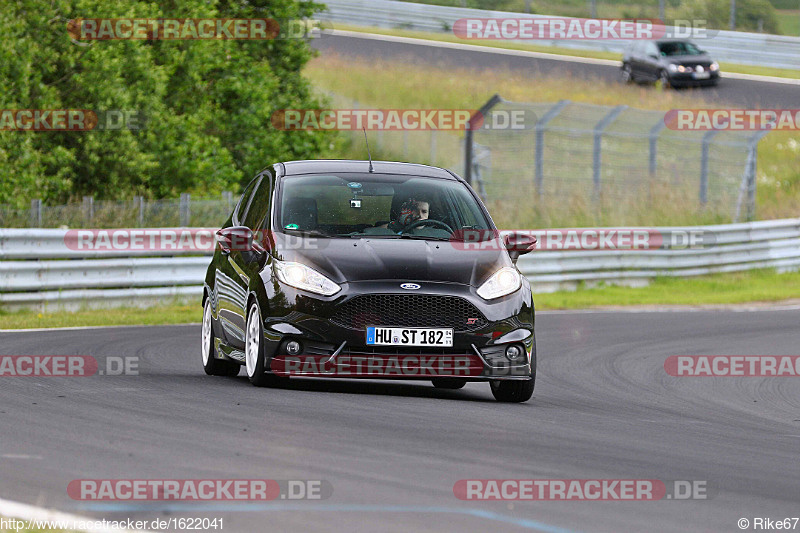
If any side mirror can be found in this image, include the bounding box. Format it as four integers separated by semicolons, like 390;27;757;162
216;226;271;265
504;232;537;264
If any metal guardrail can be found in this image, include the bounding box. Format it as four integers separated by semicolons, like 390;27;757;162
1;219;799;310
318;0;800;70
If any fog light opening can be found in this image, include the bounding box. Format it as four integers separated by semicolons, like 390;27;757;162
286;340;302;355
505;344;524;362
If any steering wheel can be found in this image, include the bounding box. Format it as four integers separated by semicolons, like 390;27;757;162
401;219;454;234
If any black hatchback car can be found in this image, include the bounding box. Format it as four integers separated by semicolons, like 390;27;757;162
201;160;537;402
621;39;720;88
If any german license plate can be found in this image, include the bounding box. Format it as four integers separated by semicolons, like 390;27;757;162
366;327;453;347
693;71;710;79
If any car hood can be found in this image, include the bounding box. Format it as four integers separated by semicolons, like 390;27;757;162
272;235;510;286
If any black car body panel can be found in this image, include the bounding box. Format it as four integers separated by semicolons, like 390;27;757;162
203;160;536;393
622;39;720;87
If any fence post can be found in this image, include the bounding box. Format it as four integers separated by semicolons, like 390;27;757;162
30;199;42;228
82;196;94;225
534;100;570;196
592;105;627;194
180;193;190;226
464;94;502;186
745;130;770;221
700;130;720;205
222;191;233;214
648;119;666;176
133;196;144;227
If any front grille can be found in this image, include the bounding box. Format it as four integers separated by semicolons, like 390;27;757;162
330;294;488;331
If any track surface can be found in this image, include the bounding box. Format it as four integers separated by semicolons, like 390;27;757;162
1;310;799;532
313;33;799;108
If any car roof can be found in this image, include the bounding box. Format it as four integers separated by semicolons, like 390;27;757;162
278;160;458;180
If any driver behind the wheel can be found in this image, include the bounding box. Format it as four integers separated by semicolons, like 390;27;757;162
386;197;429;233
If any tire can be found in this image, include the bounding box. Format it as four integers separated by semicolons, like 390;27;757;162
489;341;536;403
431;378;467;390
245;302;272;387
621;64;633;84
202;299;240;377
657;70;671;89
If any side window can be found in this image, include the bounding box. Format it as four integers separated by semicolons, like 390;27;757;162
233;176;259;225
243;173;273;230
645;42;659;57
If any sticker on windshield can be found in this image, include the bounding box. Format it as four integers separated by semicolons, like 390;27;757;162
284;224;299;230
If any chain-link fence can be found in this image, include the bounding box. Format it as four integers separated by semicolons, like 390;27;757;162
0;192;237;229
467;97;770;228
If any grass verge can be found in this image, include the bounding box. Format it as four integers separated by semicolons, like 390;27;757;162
534;269;800;309
0;303;201;330
329;23;800;80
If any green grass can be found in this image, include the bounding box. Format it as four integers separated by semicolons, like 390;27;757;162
330;23;800;80
0;303;201;330
777;9;800;36
535;269;800;309
305;53;800;226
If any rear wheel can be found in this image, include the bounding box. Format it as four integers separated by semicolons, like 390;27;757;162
431;378;466;390
202;300;240;377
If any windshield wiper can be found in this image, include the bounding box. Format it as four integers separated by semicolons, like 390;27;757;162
397;234;451;241
282;228;334;238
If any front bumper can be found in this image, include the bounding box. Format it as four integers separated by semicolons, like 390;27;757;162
260;280;535;381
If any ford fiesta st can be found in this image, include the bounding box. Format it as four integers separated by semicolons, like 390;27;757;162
201;160;537;402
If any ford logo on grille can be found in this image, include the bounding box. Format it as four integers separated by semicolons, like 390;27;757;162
400;283;421;290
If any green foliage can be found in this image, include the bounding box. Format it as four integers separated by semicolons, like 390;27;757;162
0;0;331;207
680;0;781;32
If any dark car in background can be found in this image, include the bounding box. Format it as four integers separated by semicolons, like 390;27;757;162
621;39;720;88
201;160;538;402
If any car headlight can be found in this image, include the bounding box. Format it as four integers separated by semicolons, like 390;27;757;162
477;267;521;300
668;64;678;73
710;61;719;72
274;260;341;296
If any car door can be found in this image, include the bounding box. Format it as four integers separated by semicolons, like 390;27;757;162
627;42;644;78
641;41;661;81
215;174;263;348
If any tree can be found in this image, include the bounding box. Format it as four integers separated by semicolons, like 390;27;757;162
0;0;330;207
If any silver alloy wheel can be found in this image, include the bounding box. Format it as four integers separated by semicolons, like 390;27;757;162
245;305;260;378
201;301;212;366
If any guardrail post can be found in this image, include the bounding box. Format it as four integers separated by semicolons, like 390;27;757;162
648;119;667;176
700;130;720;205
534;100;570;197
180;193;190;226
464;94;502;186
82;196;94;225
592;105;627;194
30;199;42;228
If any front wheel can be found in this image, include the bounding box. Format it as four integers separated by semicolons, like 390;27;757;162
245;302;271;387
202;300;240;377
620;63;633;84
657;70;671;89
490;379;534;402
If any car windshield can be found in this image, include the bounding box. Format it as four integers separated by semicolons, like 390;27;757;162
658;41;702;56
276;173;492;240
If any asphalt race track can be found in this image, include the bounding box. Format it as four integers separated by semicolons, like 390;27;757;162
313;32;800;109
1;309;799;532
